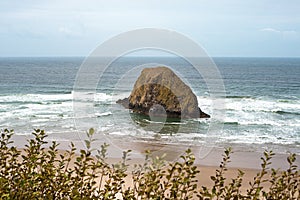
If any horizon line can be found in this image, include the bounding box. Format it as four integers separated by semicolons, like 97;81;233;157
1;56;300;58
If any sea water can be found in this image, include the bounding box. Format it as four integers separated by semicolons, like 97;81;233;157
0;57;299;154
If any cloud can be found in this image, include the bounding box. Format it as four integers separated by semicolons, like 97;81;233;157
58;27;75;35
259;28;281;33
58;25;84;38
259;28;298;39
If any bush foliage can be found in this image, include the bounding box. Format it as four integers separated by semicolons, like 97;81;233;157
0;128;299;199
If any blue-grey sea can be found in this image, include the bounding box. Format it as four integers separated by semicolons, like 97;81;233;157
0;57;299;154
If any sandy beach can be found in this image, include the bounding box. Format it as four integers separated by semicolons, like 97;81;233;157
107;140;299;194
11;133;299;196
13;133;299;169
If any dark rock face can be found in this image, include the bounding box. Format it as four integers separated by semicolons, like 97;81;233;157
117;67;210;119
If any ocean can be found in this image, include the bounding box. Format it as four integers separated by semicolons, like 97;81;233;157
0;57;299;154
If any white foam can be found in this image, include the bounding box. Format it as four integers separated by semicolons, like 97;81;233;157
0;93;72;103
1;92;298;154
94;93;113;102
111;92;131;102
95;111;112;117
225;98;300;113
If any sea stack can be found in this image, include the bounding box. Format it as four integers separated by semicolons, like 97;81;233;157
117;67;210;119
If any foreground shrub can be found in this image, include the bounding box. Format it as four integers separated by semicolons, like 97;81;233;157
0;129;299;199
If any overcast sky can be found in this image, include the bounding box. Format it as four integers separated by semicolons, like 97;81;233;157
1;0;299;57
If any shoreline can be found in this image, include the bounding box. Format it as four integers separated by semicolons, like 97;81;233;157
11;134;300;170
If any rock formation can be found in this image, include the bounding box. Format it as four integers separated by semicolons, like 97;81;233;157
117;67;210;119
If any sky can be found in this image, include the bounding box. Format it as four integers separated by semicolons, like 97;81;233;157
0;0;300;57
